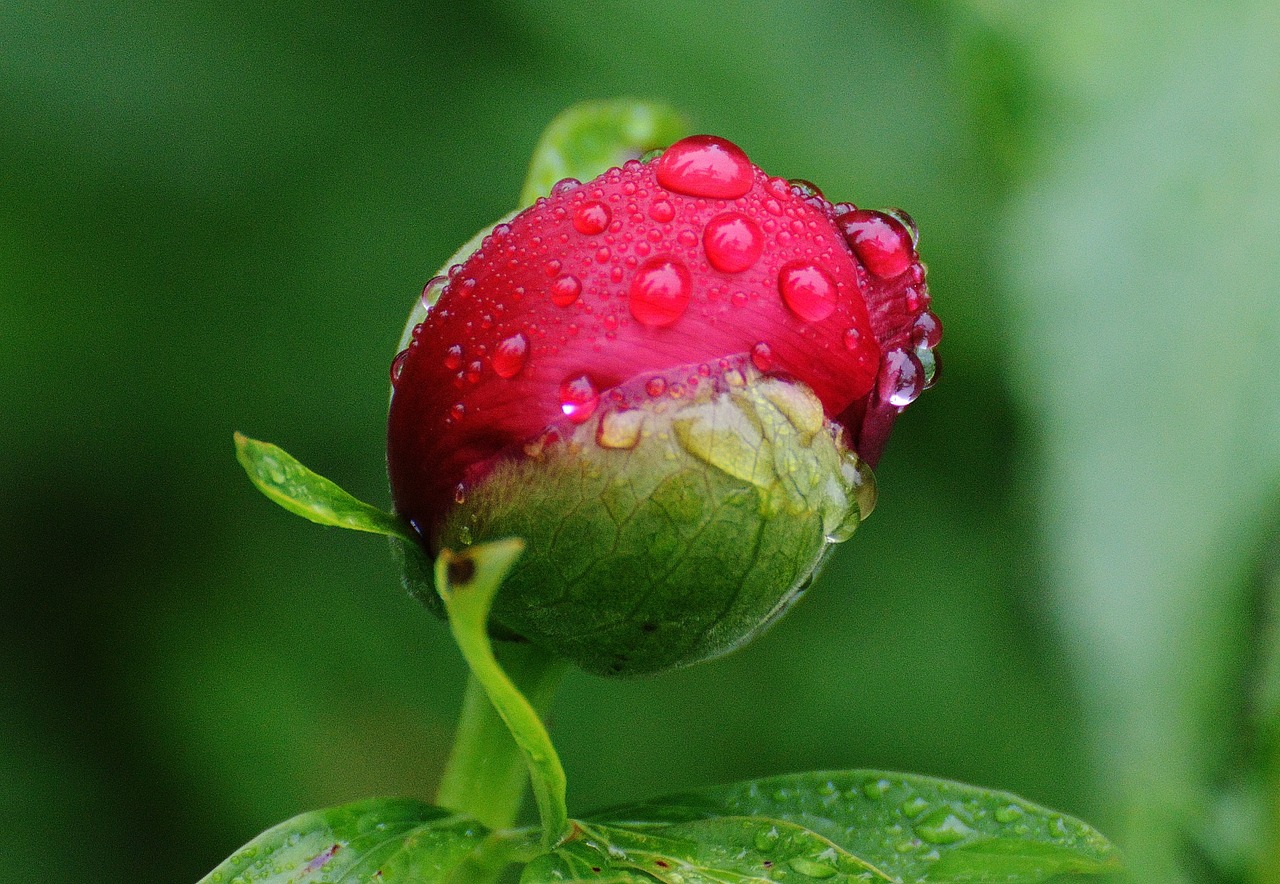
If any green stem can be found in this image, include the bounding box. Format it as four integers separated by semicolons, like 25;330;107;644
436;644;567;831
435;539;573;849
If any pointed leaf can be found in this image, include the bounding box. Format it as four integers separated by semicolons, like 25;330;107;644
197;798;508;884
520;770;1119;883
234;432;416;543
518;100;689;208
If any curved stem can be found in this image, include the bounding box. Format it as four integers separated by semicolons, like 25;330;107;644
435;539;572;849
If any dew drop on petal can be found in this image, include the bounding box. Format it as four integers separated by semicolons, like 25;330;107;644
778;261;838;322
703;211;764;273
911;311;943;350
649;199;675;223
559;375;599;424
444;345;463;371
878;348;925;407
390;349;409;384
420;275;448;308
550;177;581;196
645;376;667;397
573;200;611;235
751;341;774;371
655;135;754;199
837;209;914;278
492;332;529;378
917;347;940;390
629;256;692;327
550;274;582;307
883;206;920;248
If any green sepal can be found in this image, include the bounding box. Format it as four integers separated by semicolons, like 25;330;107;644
520;770;1121;884
518;99;689;209
233;432;415;543
195;797;528;884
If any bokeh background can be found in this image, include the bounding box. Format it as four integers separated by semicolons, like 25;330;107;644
3;2;1278;882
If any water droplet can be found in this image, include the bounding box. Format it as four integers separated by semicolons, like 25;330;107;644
550;274;582;307
787;857;837;879
837;209;914;278
779;261;838;322
629;257;692;327
640;147;664;163
559;375;599;423
449;402;466;421
994;804;1024;824
703;211;764;273
649;199;675;222
911;311;943;349
842;328;861;351
444;345;463;371
863;778;891;799
900;796;930;818
597;409;644;449
420;275;448;308
751;342;774;371
762;381;824;438
917;347;940;389
655;134;754;199
878;348;924;407
754;827;780;852
550;177;581;196
453;483;467;504
466;360;482;383
883;206;919;248
915;808;973;845
492;332;529;378
390;349;409;383
788;178;824;200
848;454;877;520
573;200;611;235
645;377;667;397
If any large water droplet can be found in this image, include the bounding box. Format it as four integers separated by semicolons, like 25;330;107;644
779;261;838;322
915;808;973;845
420;275;448;308
655;135;754;199
837;209;914;278
390;349;409;384
883;207;919;248
492;332;529;378
751;342;774;371
550;177;581;196
629;256;692;327
573;200;611;235
878;348;924;407
703;211;764;273
596;408;644;449
550;274;582;307
911;311;943;350
559;375;599;424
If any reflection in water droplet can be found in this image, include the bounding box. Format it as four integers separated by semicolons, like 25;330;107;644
883;206;920;248
911;311;943;349
629;257;692;327
878;348;924;407
420;275;448;308
655;135;754;199
751;342;774;372
550;177;581;196
550;274;582;307
390;349;409;384
779;261;838;322
492;332;529;378
917;347;939;390
444;345;463;371
573;200;611;235
559;375;599;424
837;209;914;278
703;211;764;273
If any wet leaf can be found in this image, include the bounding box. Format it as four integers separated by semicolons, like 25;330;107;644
197;798;507;884
522;770;1119;883
234;433;415;543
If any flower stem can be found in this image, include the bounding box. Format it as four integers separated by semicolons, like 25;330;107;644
434;539;572;849
436;645;567;831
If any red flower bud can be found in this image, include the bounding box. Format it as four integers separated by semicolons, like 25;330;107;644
387;135;939;674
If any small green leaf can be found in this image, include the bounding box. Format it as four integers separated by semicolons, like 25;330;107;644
234;432;416;543
521;770;1120;883
518;99;690;209
197;798;505;884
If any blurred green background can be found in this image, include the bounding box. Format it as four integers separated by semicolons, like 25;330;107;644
3;2;1277;882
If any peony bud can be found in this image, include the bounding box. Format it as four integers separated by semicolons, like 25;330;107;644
387;135;939;675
